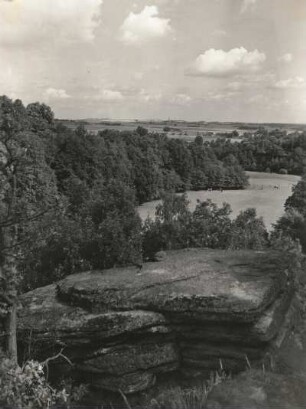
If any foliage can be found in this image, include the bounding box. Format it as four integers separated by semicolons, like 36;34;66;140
285;174;306;217
188;200;232;249
208;130;306;176
273;174;306;253
0;358;68;408
142;193;268;259
142;193;192;259
228;208;268;250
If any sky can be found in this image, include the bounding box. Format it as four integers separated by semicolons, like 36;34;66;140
0;0;306;123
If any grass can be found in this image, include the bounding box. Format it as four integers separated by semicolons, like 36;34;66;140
138;172;300;231
118;368;231;409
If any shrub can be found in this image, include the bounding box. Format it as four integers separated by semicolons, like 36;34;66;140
0;358;68;408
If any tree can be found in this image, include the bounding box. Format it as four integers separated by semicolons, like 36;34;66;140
142;193;191;259
229;208;268;250
285;174;306;218
272;209;306;253
190;200;232;248
136;126;148;136
0;96;59;361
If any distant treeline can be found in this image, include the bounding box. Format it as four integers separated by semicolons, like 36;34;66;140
53;125;248;205
208;128;306;175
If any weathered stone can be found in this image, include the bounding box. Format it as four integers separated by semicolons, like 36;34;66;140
79;342;179;375
92;371;156;394
172;286;294;346
206;370;306;409
15;249;299;395
58;249;290;323
17;283;178;394
18;285;169;344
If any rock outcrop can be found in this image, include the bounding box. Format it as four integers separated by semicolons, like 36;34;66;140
206;369;306;409
17;249;300;394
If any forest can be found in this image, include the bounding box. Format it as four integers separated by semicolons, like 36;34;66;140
208;128;306;175
1;95;306;407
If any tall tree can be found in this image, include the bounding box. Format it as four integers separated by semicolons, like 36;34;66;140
0;96;59;361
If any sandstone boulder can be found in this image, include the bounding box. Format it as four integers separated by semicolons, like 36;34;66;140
17;248;299;394
57;249;290;322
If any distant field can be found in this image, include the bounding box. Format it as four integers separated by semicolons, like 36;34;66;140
58;119;305;142
138;172;300;231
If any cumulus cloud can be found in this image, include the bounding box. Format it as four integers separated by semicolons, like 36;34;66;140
83;89;124;102
139;89;163;102
120;5;171;45
278;53;293;63
44;88;70;99
240;0;257;14
188;47;266;77
274;76;306;89
204;90;240;101
170;94;192;105
0;0;103;47
100;89;124;101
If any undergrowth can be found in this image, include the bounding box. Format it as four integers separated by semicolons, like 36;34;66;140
146;368;230;409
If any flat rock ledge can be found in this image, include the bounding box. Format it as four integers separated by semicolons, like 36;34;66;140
17;249;300;394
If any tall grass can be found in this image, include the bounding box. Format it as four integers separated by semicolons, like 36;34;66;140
146;369;230;409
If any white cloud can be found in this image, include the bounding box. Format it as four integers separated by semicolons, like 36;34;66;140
278;53;293;63
100;90;124;101
0;0;103;47
120;5;171;45
139;89;163;102
44;88;70;100
204;90;240;101
240;0;257;14
274;76;306;89
83;89;124;102
170;94;192;105
188;47;266;77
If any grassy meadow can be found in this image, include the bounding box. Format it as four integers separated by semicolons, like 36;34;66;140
138;172;301;231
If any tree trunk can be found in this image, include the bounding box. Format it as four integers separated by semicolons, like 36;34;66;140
3;253;18;363
6;295;17;362
2;227;18;363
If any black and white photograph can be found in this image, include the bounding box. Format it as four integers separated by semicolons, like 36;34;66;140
0;0;306;407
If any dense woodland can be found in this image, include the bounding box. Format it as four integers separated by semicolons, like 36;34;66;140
209;129;306;175
0;96;306;406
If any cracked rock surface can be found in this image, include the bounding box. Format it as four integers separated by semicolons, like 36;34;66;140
17;248;299;394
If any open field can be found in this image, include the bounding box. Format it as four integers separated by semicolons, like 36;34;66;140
58;119;306;142
138;171;301;230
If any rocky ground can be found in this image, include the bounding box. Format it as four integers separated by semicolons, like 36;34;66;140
15;247;303;407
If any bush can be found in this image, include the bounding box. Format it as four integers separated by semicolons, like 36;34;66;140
0;358;68;408
142;194;269;257
279;168;288;175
